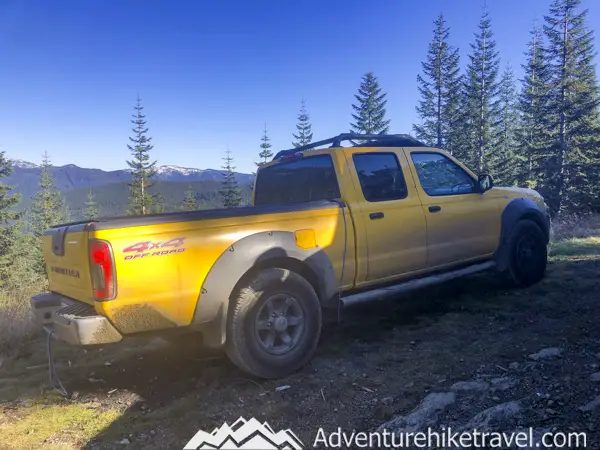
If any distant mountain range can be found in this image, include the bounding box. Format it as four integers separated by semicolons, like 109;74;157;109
7;159;253;198
6;159;254;218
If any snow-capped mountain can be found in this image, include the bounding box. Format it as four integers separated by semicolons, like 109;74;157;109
6;159;254;198
156;164;206;175
9;159;39;169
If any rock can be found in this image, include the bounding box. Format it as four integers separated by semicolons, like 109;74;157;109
590;372;600;382
490;376;517;391
374;405;395;420
450;380;489;392
377;392;456;433
461;401;521;431
149;430;156;436
509;362;520;370
580;395;600;412
529;348;562;361
381;396;394;405
492;396;501;402
117;438;130;445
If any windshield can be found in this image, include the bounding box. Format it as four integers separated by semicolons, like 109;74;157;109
254;154;340;206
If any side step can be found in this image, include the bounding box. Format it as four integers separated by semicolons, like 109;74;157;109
341;261;496;307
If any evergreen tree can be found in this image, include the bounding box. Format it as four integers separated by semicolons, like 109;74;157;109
490;65;520;185
542;0;600;214
153;192;165;213
250;124;273;192
182;185;198;211
220;148;242;208
126;95;158;215
463;11;502;173
257;123;273;166
413;14;462;151
517;24;552;188
350;72;391;134
84;189;99;220
292;99;314;148
0;152;21;285
29;152;68;275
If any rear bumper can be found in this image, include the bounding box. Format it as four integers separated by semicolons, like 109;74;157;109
30;293;123;346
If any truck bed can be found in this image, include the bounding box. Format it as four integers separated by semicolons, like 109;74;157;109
49;199;344;231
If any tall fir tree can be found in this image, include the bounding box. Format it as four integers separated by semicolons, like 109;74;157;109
126;95;158;215
413;14;462;151
490;65;520;186
350;72;391;134
84;189;99;220
29;151;68;276
0;152;22;285
250;123;274;191
182;185;198;211
292;99;314;148
463;10;502;173
517;24;552;189
257;123;273;165
220;148;242;208
542;0;600;214
153;192;165;213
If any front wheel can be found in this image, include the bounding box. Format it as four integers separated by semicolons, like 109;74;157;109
226;268;322;379
500;219;548;287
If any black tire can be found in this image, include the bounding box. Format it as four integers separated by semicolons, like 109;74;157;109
226;268;322;379
500;219;548;287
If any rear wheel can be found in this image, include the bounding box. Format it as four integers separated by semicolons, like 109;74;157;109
226;268;322;379
500;219;547;287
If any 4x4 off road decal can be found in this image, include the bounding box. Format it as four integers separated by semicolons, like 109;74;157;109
123;237;186;260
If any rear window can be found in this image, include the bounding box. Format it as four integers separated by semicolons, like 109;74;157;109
254;154;340;206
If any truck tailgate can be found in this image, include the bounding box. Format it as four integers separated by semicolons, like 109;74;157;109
43;226;95;305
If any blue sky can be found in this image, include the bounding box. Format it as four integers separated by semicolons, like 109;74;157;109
1;0;599;173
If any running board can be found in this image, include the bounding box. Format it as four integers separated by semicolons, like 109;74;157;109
341;261;496;307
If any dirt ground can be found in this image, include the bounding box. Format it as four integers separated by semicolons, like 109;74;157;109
1;237;599;449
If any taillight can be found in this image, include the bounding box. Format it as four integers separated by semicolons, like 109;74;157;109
89;239;116;300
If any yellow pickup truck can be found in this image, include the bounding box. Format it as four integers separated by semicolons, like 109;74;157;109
31;133;550;378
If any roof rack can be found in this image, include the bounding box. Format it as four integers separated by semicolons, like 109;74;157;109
272;133;428;160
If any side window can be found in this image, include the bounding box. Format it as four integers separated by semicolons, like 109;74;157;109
254;154;340;206
411;152;476;196
352;152;408;202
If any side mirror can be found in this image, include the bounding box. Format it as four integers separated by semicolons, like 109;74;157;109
477;174;493;193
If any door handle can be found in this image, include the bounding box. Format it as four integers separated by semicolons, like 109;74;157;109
428;205;442;213
369;212;384;220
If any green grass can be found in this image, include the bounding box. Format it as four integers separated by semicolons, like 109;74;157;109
0;394;121;450
550;236;600;260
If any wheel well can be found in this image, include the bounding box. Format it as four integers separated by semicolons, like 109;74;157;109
230;257;322;302
520;212;550;243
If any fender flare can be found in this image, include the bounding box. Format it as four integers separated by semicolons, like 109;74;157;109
191;231;338;347
494;198;551;271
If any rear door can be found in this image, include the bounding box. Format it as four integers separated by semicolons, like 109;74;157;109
405;150;502;267
43;225;95;304
345;148;427;283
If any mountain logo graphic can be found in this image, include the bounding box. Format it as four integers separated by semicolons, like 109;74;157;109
183;417;305;449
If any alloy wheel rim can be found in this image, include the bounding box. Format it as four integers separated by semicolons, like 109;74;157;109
254;294;305;355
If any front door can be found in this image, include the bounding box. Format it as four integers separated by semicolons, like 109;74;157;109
406;150;501;267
